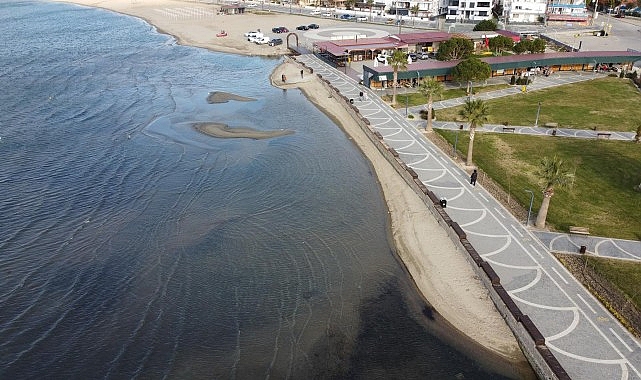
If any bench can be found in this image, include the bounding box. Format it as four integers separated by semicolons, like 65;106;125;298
502;127;515;133
544;122;558;128
597;132;611;139
569;226;590;235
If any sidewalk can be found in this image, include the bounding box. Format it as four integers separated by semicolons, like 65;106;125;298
295;52;641;380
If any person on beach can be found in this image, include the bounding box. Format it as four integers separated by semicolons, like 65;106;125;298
300;69;304;78
470;170;478;186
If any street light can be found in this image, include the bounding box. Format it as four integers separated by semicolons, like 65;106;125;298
405;93;409;116
534;102;541;127
453;124;463;156
525;189;534;226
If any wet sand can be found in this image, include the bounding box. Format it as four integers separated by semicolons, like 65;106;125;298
194;122;294;139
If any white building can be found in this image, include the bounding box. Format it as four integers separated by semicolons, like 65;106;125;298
445;0;493;21
503;0;547;23
545;0;589;23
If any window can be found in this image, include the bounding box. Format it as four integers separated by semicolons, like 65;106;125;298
478;2;490;7
460;2;466;7
469;3;475;8
478;10;487;15
449;9;457;14
449;0;459;5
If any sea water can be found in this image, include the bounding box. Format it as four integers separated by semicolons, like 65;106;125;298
0;1;510;378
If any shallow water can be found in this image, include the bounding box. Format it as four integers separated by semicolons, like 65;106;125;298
0;1;512;378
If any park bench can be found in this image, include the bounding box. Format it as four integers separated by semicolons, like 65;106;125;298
569;226;590;235
597;132;611;139
502;126;515;133
544;122;558;128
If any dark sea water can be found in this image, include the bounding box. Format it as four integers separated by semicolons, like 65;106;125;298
0;1;513;379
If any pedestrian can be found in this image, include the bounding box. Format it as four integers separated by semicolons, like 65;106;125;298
470;169;478;186
282;74;286;83
300;69;304;78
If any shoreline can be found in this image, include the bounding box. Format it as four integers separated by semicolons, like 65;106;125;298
53;0;532;376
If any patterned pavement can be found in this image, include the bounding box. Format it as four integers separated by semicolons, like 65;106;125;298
295;53;641;379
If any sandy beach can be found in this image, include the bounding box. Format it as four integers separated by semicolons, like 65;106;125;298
55;0;530;375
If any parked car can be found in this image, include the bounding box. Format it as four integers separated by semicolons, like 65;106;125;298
417;51;430;60
248;33;264;42
246;3;258;7
357;16;368;21
310;9;321;15
296;25;309;30
408;52;417;61
255;36;271;44
376;53;389;63
322;12;333;17
271;26;288;33
244;31;260;37
308;23;319;29
340;14;356;20
269;38;283;46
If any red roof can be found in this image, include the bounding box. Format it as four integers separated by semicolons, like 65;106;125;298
395;32;452;44
314;38;407;56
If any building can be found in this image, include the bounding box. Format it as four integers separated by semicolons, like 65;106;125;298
445;0;494;21
361;51;641;88
545;0;590;23
503;0;547;23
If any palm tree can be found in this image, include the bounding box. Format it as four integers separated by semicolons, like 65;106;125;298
410;4;419;25
534;155;575;229
367;0;373;20
458;98;489;166
418;77;443;132
388;50;407;106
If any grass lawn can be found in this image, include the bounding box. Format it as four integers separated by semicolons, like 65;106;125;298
435;77;641;132
384;83;511;108
437;131;641;240
588;256;641;313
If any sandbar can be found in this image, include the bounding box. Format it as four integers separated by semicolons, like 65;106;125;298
207;91;256;104
194;122;294;139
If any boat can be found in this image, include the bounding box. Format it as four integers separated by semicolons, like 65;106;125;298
216;31;227;37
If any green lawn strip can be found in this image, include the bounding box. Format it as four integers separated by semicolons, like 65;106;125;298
437;130;641;240
586;256;641;313
436;77;641;132
384;83;511;108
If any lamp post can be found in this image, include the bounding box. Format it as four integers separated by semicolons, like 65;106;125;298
453;124;463;156
534;101;541;127
405;93;409;116
344;50;348;73
525;189;534;226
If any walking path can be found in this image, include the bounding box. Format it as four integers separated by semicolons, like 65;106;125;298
296;52;641;379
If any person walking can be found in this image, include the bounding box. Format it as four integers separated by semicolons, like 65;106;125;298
300;69;304;78
470;169;478;186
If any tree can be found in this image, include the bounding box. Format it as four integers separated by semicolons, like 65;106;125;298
344;0;355;10
488;35;514;54
473;19;497;31
388;50;408;106
530;38;546;53
410;4;419;25
418;78;444;132
451;57;492;94
512;39;532;54
458;99;489;166
534;156;575;229
367;0;373;21
436;37;474;61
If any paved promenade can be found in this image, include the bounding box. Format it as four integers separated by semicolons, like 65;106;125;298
296;53;641;379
